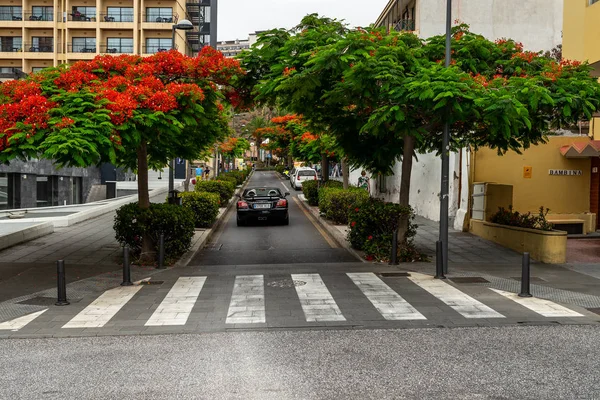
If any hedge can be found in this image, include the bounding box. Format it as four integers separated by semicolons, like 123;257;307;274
179;191;220;228
195;180;235;206
318;187;370;225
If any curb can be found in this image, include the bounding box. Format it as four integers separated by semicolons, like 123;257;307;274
174;171;255;268
295;194;366;263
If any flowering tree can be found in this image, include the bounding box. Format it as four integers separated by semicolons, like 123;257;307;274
0;48;244;256
219;136;250;160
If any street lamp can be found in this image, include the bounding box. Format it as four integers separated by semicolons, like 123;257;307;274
168;19;194;195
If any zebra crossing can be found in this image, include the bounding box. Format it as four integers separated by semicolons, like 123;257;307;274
0;272;588;333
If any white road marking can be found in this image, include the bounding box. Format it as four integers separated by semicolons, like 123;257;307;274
0;309;47;331
226;275;266;324
146;277;207;326
347;273;426;320
490;288;584;317
408;273;505;319
280;181;291;192
292;274;346;322
63;285;143;328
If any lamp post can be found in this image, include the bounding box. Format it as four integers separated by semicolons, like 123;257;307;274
438;0;452;274
168;19;194;194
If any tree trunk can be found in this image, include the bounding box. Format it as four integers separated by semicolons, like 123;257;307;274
342;157;349;189
287;154;293;169
321;153;329;183
183;160;191;192
136;141;154;264
397;135;416;245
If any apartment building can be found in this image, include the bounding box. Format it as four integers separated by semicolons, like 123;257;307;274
216;38;248;58
0;0;218;79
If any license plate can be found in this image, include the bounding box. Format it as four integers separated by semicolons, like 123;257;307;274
254;203;271;209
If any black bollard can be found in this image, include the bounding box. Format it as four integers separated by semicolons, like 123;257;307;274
55;260;70;306
389;230;398;265
121;246;133;286
157;233;166;269
435;241;446;279
518;252;532;297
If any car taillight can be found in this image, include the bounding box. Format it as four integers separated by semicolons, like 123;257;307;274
276;199;287;207
314;175;317;180
297;175;301;180
237;201;248;209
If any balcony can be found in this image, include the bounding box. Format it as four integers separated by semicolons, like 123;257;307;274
99;13;133;23
144;15;174;23
394;19;415;32
67;13;96;22
0;68;26;79
0;45;22;52
23;43;53;52
67;44;97;53
142;45;174;54
23;12;54;21
100;45;133;54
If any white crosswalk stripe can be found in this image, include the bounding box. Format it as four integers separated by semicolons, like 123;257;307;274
146;277;207;326
63;285;143;328
0;309;47;331
490;288;584;317
292;273;346;322
408;272;505;319
226;275;266;324
347;273;426;320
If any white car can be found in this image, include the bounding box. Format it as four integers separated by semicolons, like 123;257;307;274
291;168;317;190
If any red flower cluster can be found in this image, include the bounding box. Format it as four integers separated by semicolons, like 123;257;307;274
283;67;296;76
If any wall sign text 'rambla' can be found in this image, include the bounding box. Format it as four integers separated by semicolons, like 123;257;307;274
549;170;583;176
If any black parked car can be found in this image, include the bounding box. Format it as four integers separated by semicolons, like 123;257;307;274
236;187;290;226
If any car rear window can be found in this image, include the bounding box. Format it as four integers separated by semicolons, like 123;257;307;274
298;170;316;176
245;188;282;197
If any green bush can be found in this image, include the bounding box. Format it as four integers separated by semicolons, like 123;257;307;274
195;180;235;206
318;187;370;225
214;175;238;187
275;165;285;175
114;202;195;263
347;198;422;262
179;191;220;228
305;180;343;207
491;205;553;231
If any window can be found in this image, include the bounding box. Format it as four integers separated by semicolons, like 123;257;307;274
590;0;600;5
106;37;133;53
36;176;59;207
145;38;172;53
0;173;20;210
0;67;21;75
0;36;22;52
71;6;96;21
31;37;53;52
31;67;46;73
31;6;53;21
146;7;173;22
72;177;82;204
72;37;96;52
106;7;133;22
377;173;388;193
0;6;22;21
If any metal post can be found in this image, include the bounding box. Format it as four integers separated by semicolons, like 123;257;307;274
439;0;452;275
519;252;532;297
168;158;174;193
389;229;398;265
157;234;166;269
55;260;70;306
121;246;133;286
171;25;176;51
435;241;446;279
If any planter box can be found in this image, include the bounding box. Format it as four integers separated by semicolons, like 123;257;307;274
470;220;567;264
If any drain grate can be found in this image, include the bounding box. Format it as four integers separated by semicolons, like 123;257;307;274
510;276;546;283
18;296;80;306
450;277;490;284
138;281;164;285
586;308;600;315
378;272;410;278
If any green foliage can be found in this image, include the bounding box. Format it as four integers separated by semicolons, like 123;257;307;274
303;180;342;206
347;199;422;262
195;180;235;206
179;191;220;228
213;175;238;187
491;206;553;231
275;165;286;174
114;202;195;262
318;187;369;225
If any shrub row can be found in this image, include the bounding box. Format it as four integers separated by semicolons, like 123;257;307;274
195;180;235;206
179;191;220;228
319;187;370;225
491;206;553;231
302;180;343;207
114;202;195;263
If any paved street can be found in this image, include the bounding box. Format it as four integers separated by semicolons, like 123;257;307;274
1;326;600;399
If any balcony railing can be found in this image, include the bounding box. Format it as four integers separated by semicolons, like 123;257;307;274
24;12;54;21
99;13;133;22
67;13;97;22
394;19;415;32
0;68;25;79
144;15;174;23
0;45;22;52
24;43;53;52
100;45;133;54
0;14;23;21
143;45;174;54
67;44;97;53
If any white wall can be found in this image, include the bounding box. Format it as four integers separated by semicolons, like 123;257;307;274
418;0;563;52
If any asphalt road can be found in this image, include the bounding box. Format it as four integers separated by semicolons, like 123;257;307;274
190;171;359;265
1;325;599;399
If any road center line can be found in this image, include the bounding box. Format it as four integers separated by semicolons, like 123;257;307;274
146;277;207;326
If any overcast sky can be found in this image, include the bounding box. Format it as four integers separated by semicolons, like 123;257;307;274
217;0;390;41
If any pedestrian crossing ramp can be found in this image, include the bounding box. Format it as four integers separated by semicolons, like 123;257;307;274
0;272;592;332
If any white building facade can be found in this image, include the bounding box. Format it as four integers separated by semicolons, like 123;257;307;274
353;0;563;230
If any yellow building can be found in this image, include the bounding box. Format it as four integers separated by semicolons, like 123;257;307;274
0;0;214;79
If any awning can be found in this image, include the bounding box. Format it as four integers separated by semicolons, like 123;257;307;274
560;141;600;158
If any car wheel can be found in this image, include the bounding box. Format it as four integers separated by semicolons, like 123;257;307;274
236;217;245;227
282;217;289;225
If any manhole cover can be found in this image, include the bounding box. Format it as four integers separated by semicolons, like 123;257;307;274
267;279;306;288
510;276;546;283
378;272;410;277
138;281;164;285
450;277;489;284
587;308;600;315
18;296;80;306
